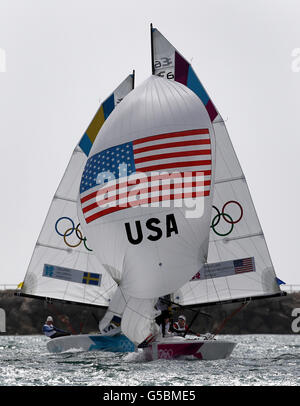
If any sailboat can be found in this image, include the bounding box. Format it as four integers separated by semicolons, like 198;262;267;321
16;25;286;360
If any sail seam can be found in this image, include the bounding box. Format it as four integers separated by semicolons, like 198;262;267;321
54;195;77;203
215;175;245;184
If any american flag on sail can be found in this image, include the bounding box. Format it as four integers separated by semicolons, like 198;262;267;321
233;258;255;274
80;129;212;224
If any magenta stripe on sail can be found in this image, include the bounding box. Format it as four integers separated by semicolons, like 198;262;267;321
205;100;218;122
174;52;218;122
175;52;189;85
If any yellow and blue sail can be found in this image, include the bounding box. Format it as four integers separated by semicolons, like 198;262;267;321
79;74;134;156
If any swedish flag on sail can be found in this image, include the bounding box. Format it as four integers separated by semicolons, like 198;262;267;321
42;264;102;287
82;272;101;286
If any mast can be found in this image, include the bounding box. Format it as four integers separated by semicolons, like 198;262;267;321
150;23;155;75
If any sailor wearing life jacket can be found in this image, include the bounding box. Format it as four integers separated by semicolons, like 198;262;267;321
172;315;189;336
42;316;70;339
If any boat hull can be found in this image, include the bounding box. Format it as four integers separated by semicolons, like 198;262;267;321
142;337;236;361
46;334;136;354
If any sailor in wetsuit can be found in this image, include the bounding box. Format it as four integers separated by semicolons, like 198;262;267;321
42;316;70;339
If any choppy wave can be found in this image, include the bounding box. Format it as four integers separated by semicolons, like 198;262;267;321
0;334;299;386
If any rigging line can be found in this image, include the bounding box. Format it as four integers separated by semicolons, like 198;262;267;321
118;286;156;322
88;282;117;306
212;301;249;338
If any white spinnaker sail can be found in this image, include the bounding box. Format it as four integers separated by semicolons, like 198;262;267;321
151;26;283;306
78;75;215;299
78;75;216;343
19;74;134;307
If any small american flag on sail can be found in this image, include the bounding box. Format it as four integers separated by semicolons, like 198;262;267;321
233;258;255;274
80;128;212;224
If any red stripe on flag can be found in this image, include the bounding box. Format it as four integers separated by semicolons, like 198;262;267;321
85;190;210;224
134;150;211;165
80;171;211;204
133;139;211;154
82;180;211;214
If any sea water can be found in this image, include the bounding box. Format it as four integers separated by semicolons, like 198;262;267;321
0;334;299;386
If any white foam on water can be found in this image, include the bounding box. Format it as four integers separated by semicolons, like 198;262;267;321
123;349;148;362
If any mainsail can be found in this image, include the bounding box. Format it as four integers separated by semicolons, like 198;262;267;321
151;25;284;307
17;74;134;308
78;75;216;343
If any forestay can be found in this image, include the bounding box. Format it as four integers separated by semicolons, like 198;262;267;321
18;75;134;307
151;26;283;307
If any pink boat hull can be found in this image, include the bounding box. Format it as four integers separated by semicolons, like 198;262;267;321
142;337;236;361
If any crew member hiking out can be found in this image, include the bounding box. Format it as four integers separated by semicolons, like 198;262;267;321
42;316;71;339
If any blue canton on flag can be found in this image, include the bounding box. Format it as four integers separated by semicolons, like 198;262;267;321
80;142;136;194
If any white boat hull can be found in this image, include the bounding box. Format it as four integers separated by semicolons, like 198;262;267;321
142;336;236;361
46;334;136;354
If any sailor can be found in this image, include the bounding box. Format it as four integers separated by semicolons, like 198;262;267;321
159;316;171;337
172;315;201;337
42;316;71;339
171;315;189;336
155;295;172;337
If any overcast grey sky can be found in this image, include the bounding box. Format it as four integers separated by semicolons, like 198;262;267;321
0;0;300;286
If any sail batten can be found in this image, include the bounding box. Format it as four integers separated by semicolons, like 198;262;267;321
54;196;77;203
215;176;245;184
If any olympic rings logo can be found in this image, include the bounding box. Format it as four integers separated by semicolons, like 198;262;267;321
55;217;93;251
210;200;243;236
158;348;174;359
